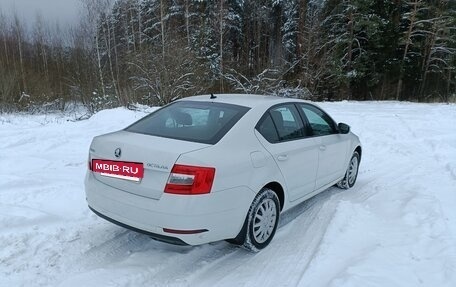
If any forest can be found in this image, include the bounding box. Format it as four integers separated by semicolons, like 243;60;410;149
0;0;455;113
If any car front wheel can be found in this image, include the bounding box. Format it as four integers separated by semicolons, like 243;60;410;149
337;151;360;189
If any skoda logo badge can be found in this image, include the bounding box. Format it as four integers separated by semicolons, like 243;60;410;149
114;148;121;158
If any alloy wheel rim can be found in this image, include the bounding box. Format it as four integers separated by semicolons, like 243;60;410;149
253;198;277;244
348;156;359;185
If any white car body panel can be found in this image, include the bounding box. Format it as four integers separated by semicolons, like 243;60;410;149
255;130;320;202
314;134;351;190
85;94;361;246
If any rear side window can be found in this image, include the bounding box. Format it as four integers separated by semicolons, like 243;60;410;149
126;101;250;144
257;114;279;143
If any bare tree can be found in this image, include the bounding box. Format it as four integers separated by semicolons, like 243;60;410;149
33;12;50;85
418;0;455;99
80;0;112;99
219;0;224;92
13;13;27;97
129;39;203;105
396;0;423;100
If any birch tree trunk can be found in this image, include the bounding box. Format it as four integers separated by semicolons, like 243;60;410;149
219;0;224;92
418;1;445;100
95;32;106;98
14;14;27;94
346;5;354;100
160;0;167;103
185;0;190;47
396;0;420;100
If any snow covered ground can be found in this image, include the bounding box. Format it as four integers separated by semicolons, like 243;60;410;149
1;101;456;287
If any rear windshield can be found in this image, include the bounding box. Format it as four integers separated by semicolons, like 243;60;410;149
125;101;250;144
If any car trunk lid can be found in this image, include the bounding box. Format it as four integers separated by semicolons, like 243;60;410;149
89;130;210;200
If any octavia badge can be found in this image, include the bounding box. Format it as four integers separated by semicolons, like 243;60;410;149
114;148;121;158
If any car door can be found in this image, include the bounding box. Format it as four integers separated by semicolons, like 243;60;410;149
298;104;350;189
255;104;320;202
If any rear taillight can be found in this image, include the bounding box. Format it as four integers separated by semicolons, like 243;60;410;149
165;164;215;195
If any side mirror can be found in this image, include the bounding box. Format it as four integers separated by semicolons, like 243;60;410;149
338;123;350;134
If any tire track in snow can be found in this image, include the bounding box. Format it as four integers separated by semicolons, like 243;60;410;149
72;227;180;270
64;189;343;287
134;243;241;286
188;189;342;287
62;224;240;286
64;156;408;286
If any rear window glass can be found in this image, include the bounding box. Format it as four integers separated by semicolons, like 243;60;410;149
125;101;250;144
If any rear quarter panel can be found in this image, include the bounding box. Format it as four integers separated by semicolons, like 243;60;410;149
176;107;288;230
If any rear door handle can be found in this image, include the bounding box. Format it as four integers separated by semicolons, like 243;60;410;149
319;145;326;151
277;155;288;161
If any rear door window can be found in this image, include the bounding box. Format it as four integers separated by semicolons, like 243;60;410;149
256;104;307;143
270;105;306;141
126;101;250;144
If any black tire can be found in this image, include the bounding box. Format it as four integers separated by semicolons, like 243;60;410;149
337;151;360;189
229;188;280;252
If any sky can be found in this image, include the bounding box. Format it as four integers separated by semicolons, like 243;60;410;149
0;0;82;26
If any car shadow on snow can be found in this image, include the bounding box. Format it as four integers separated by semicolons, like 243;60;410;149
278;186;345;228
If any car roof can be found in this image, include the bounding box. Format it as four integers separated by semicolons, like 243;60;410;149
178;94;308;108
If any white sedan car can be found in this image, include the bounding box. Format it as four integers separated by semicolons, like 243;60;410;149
85;94;361;251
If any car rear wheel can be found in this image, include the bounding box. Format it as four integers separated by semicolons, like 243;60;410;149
337;151;360;189
231;188;280;252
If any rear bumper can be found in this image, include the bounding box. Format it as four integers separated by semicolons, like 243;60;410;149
89;206;188;245
85;172;255;246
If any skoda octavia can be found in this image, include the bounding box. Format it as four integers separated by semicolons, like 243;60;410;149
85;94;361;251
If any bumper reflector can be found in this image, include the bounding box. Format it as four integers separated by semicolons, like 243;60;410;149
163;228;208;234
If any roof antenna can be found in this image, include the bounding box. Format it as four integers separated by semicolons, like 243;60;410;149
210;93;217;99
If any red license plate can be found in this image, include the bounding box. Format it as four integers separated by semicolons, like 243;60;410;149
92;159;144;181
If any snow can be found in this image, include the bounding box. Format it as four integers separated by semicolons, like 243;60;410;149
1;101;456;287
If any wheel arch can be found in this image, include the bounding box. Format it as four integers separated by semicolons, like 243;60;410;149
354;145;362;162
263;181;285;211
